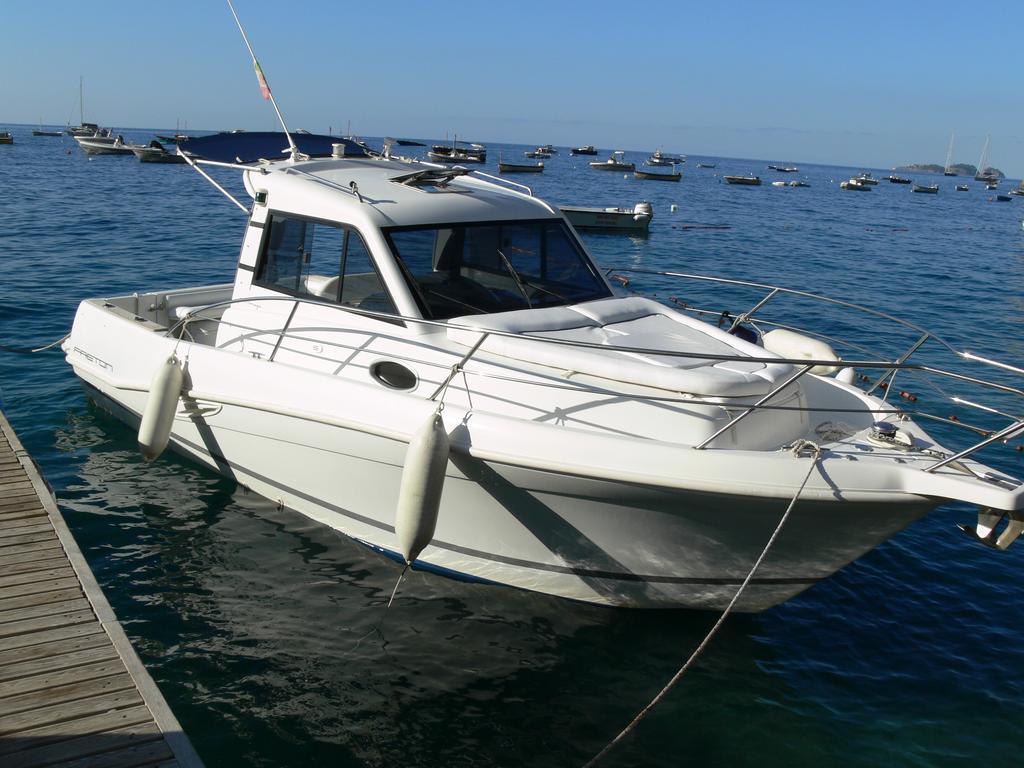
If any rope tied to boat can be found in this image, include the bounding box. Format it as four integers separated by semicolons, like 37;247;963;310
0;333;70;355
583;440;822;768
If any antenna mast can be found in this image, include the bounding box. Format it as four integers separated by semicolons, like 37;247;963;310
225;0;300;161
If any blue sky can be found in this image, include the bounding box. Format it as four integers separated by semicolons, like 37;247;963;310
3;0;1022;174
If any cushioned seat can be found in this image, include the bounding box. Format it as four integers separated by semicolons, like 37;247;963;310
447;297;793;397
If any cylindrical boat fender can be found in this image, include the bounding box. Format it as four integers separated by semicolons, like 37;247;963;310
761;328;841;376
138;354;184;461
395;410;450;565
835;367;856;385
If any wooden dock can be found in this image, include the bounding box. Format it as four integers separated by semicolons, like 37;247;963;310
0;409;204;768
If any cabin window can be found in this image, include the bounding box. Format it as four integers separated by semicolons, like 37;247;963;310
255;213;395;314
385;220;610;319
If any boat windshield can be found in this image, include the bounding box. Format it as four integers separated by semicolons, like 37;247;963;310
384;219;612;319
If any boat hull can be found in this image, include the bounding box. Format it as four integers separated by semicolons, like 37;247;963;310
78;369;937;612
66;296;972;612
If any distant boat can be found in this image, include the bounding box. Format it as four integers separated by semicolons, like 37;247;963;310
646;149;685;166
570;145;598;155
956;184;969;192
590;151;635;171
537;144;557;154
76;133;134;156
634;167;681;182
696;162;716;168
0;131;13;145
840;178;872;191
887;175;912;184
768;164;799;173
395;138;426;147
65;77;104;137
559;202;653;233
498;160;544;173
943;132;957;176
156;133;192;144
525;147;552;159
724;175;761;185
130;140;186;164
32;119;62;137
428;138;486;164
786;180;810;187
995;194;1012;202
986;182;999;190
854;173;879;185
912;184;939;194
974;135;999;182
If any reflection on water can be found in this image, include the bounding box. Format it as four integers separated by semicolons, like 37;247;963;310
3;131;1023;766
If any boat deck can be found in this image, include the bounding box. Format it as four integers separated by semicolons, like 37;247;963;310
0;410;203;768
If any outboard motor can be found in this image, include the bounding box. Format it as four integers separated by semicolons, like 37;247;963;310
633;201;653;223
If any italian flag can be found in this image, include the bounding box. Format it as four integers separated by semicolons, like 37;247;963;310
254;60;271;100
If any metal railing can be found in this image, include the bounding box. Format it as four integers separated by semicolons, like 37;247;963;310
165;273;1024;474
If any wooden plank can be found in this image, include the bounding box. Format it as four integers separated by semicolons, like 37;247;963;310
4;721;163;768
0;632;111;670
0;687;144;738
0;576;80;601
0;597;91;626
0;530;58;550
0;621;104;654
0;608;96;640
0;565;77;589
0;671;138;721
0;508;47;524
0;497;48;515
0;704;155;757
0;478;33;492
0;642;117;683
0;587;85;614
0;522;54;539
42;737;175;768
0;658;129;700
0;485;37;501
0;539;63;562
0;555;71;577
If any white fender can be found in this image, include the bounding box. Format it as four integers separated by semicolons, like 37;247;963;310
762;328;840;376
835;367;856;385
395;411;450;565
138;354;183;461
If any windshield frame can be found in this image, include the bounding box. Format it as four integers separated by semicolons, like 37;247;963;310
382;218;612;320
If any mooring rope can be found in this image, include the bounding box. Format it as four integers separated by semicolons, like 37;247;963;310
0;333;70;355
583;439;822;768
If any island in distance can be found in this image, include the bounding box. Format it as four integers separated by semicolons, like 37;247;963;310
894;162;1005;178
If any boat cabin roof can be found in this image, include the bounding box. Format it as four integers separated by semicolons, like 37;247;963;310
245;156;556;228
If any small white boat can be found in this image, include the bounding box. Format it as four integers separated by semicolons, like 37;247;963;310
590;151;635;171
559;202;654;232
840;178;872;191
76;133;135;155
646;149;685;166
62;131;1024;614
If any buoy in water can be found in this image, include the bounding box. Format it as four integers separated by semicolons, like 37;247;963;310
395;410;450;565
137;354;183;461
670;204;678;212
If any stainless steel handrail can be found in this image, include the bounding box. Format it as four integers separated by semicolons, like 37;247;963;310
168;287;1024;466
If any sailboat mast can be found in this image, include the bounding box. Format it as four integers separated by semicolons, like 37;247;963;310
944;132;954;172
79;77;84;125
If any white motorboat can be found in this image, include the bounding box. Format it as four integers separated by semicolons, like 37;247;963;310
559;202;654;232
647;149;685;166
63;132;1024;612
76;132;134;155
589;151;635;171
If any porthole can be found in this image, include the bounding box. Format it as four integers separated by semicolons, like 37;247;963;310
370;360;417;391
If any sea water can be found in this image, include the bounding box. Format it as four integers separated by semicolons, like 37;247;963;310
1;128;1023;767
